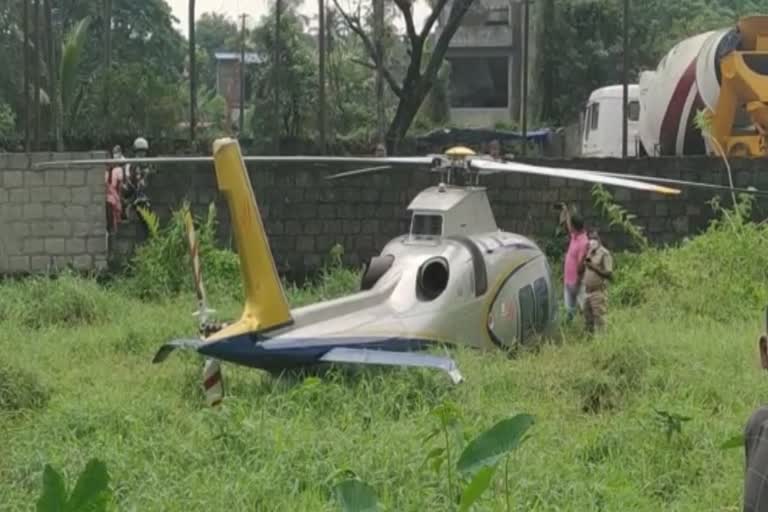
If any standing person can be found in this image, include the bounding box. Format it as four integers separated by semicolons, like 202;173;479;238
105;145;126;233
123;137;152;221
743;331;768;511
558;204;589;322
582;230;613;333
489;139;502;161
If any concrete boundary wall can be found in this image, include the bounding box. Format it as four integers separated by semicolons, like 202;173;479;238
0;152;108;274
3;153;768;277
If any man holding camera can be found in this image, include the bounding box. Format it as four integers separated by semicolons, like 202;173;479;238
557;203;589;322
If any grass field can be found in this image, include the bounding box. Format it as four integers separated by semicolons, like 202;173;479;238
3;200;768;510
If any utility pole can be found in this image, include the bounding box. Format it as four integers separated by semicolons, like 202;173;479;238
318;0;326;154
104;0;112;127
374;0;385;149
274;0;281;153
520;0;529;157
239;13;247;138
45;0;55;148
622;0;629;158
33;0;40;150
189;0;197;144
23;0;29;153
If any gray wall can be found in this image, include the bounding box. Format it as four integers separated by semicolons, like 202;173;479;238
0;152;108;274
3;153;768;278
110;156;768;278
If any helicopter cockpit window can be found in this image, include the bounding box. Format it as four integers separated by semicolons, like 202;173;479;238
410;214;443;238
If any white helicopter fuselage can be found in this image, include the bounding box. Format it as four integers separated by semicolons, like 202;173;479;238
262;185;558;354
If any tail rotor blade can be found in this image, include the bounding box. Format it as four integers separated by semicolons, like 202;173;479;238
202;358;224;407
184;210;215;327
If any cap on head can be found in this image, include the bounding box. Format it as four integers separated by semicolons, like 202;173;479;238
133;137;149;151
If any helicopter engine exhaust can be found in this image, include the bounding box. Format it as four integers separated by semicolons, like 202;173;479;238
417;257;450;301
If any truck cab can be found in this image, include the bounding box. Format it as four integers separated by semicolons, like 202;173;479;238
581;84;641;157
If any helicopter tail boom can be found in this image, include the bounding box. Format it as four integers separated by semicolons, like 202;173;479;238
205;138;294;341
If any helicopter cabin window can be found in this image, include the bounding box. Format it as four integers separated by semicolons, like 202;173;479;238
518;285;536;342
533;277;549;332
410;214;443;238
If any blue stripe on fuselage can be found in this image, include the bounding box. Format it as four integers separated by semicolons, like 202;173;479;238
197;335;436;370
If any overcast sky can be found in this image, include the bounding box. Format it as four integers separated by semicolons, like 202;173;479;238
166;0;432;36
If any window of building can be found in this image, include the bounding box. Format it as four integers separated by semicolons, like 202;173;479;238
410;214;443;237
447;56;509;108
485;7;509;25
519;284;535;343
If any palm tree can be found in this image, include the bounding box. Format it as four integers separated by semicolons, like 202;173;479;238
57;17;91;150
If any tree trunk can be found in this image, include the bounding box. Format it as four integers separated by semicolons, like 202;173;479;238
189;0;196;144
33;0;40;150
386;83;428;154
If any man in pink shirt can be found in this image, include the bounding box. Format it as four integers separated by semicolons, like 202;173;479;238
560;206;589;322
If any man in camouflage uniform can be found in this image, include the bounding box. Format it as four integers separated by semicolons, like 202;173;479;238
582;230;613;333
743;332;768;511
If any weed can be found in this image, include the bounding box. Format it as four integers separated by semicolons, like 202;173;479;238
0;362;49;412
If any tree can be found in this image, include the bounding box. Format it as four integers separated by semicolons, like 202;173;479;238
333;0;475;153
250;2;318;141
196;13;240;90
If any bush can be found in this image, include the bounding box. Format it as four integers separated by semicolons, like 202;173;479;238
0;272;114;329
0;362;49;412
124;202;241;301
610;194;768;321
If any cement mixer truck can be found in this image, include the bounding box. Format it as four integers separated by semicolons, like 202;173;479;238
581;15;768;158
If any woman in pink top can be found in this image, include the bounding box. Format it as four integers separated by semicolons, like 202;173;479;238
562;209;588;322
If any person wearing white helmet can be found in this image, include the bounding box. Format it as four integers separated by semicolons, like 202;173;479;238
122;137;153;222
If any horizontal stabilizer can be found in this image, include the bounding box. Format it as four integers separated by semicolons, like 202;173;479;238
319;347;464;384
152;338;203;363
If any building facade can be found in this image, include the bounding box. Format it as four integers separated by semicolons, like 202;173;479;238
438;0;531;128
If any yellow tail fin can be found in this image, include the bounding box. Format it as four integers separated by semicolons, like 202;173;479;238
206;138;293;341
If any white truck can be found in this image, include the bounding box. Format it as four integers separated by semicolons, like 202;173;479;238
581;16;768;158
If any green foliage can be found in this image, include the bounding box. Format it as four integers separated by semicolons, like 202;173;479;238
125;202;240;301
458;466;496;512
250;5;319;140
653;409;693;442
333;479;379;512
36;459;112;512
0;362;49;412
0;273;114;328
60;17;92;128
591;184;649;250
456;414;535;476
612;193;768;321
0;101;15;141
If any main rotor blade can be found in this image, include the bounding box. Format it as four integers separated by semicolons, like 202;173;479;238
325;165;392;180
470;159;681;195
34;155;434;169
592;171;768;197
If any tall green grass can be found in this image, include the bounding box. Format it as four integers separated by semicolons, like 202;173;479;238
1;196;768;510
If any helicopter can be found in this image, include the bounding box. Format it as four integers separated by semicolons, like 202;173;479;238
38;138;768;405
